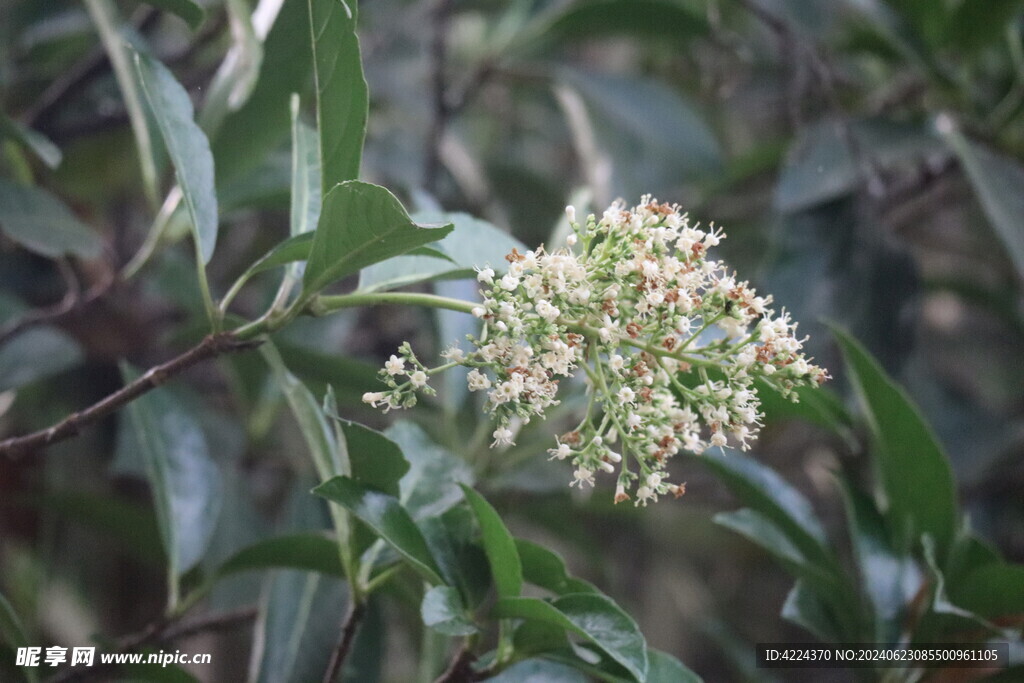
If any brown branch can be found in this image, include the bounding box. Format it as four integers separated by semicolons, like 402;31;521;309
48;607;257;683
322;600;367;683
0;331;260;459
0;261;114;347
433;643;478;683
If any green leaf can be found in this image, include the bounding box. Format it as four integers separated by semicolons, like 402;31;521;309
488;659;587;682
494;595;648;682
260;343;342;481
558;70;722;197
386;421;474;520
689;450;832;566
942;0;1024;52
837;478;917;642
250;571;347;683
0;113;61;168
83;0;162;205
135;0;204;29
216;533;344;578
328;417;409;498
358;212;526;292
0;326;83;392
713;508;857;638
200;0;263;132
121;366;221;605
0;178;102;259
950;562;1024;620
646;649;702;683
516;539;598;596
289;96;321;237
780;580;843;643
313;476;443;584
460;485;522;599
939;123;1024;280
775;118;941;213
134;50;219;264
420;585;478;636
242;232;316;278
529;0;708;51
1;592;38;683
831;326;958;559
309;0;368;194
213;0;313;184
302;181;453;295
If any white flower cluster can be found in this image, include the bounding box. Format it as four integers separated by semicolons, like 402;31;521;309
364;197;829;505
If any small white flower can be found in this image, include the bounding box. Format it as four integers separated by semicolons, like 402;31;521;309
492;426;514;448
618;387;636;404
500;273;519;291
635;485;656;506
625;413;643;431
646;472;662;489
409;370;428;388
571;466;595;488
362;391;386;406
476;267;495;284
467;369;491;391
549;442;572;460
710;431;728;448
566;233;578;246
471;306;486;318
535;299;560;322
384;354;405;376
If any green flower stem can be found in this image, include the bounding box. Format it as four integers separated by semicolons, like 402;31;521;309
315;291;477;316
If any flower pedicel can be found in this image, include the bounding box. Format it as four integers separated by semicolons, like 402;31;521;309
364;197;829;505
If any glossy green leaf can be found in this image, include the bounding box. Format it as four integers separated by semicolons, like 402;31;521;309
309;0;368;193
302;181;453;295
314;476;443;584
216;533;344;578
420;585;478;636
358;212;525;292
134;50;219;264
417;508;491;609
213;0;312;184
0;113;61;168
250;571;347;683
83;0;162;205
494;595;648;682
329;417;409;498
838;478;917;642
460;485;522;599
0;178;102;259
121;366;221;604
939;124;1024;280
135;0;204;29
289;96;321;237
386;421;474;520
516;538;598;596
0;326;83;392
690;450;832;566
832;326;958;558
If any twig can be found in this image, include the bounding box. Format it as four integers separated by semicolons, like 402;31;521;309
0;261;114;347
49;607;257;683
433;643;478;683
322;600;367;683
0;332;260;459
